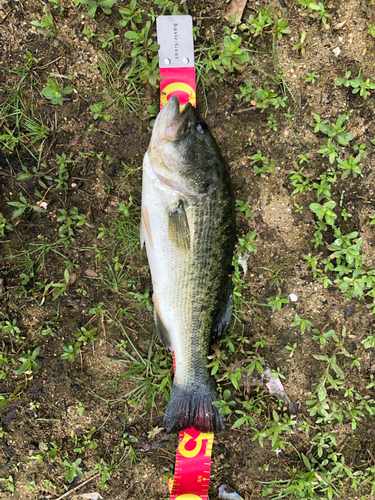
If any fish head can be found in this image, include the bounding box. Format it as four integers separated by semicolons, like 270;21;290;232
148;96;225;195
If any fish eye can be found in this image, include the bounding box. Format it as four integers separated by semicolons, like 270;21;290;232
196;121;208;134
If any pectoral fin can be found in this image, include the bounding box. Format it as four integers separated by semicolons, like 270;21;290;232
168;200;190;250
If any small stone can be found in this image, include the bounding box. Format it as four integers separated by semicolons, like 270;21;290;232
344;302;356;320
334;21;347;30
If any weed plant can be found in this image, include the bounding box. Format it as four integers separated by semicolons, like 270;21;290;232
298;0;330;24
291;112;375;304
0;63;50;165
335;71;375;100
77;0;116;18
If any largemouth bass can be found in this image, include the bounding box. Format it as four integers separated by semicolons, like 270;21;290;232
141;96;235;433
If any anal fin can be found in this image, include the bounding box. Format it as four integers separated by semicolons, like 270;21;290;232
154;295;171;349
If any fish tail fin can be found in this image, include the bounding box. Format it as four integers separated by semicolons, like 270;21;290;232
163;382;224;433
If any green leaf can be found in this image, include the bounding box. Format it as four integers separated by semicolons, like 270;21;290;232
16;362;30;375
87;4;97;17
348;79;361;88
32;206;46;213
312;355;328;361
325;212;337;225
42;87;56;99
323;329;336;338
232;417;247;429
336;132;354;145
336;114;347;127
12;206;27;219
231;372;239;390
310;203;322;212
99;0;116;7
309;2;320;10
235;53;250;63
31;347;40;360
320;123;333;136
7;201;23;207
148;43;160;52
125;30;138;39
301;453;311;471
331;362;344;379
223;389;231;401
318;385;327;401
67;469;75;482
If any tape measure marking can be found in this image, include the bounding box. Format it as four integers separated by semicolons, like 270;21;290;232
160;67;196;110
168;427;214;500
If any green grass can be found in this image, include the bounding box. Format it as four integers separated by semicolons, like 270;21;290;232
112;324;172;418
97;52;143;119
0;62;50;166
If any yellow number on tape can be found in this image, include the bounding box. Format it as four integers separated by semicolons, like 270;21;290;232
175;495;202;500
178;432;213;459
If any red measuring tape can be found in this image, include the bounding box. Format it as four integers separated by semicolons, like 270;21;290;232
160;67;196;110
168;427;214;499
156;16;213;499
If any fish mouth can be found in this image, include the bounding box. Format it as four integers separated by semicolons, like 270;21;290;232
155;96;197;142
148;96;200;184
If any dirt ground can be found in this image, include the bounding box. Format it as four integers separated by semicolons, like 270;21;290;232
1;0;375;499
